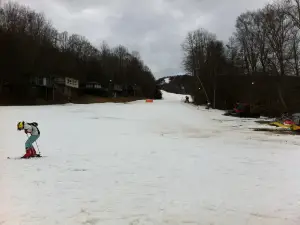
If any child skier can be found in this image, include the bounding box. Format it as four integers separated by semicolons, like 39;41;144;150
17;121;40;158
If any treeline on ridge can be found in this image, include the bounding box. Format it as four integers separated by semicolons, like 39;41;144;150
0;2;161;105
180;0;300;116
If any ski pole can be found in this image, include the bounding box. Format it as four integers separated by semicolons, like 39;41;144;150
35;140;41;155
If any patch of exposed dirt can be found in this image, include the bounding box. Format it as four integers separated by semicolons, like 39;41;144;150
255;120;273;124
253;127;300;135
6;95;145;105
74;95;144;104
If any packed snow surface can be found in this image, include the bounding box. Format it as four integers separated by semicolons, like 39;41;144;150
161;90;191;102
1;91;300;225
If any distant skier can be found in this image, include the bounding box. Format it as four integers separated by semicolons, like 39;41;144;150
206;102;211;109
17;121;40;158
184;96;190;103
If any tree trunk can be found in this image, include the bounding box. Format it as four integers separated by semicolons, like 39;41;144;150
0;79;3;94
276;78;287;110
213;67;217;108
293;38;299;76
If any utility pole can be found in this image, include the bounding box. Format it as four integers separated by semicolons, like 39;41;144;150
195;60;210;104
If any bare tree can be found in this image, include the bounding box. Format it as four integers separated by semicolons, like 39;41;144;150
290;29;300;76
284;0;300;28
262;2;294;76
225;36;239;65
235;11;263;74
182;28;227;106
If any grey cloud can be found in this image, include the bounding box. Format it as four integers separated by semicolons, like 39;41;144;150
8;0;271;78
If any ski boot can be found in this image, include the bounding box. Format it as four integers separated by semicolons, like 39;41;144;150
21;148;33;158
21;147;40;158
31;147;41;157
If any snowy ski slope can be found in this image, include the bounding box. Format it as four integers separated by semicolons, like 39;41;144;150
1;91;300;225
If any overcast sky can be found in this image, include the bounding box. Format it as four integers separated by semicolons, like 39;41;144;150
10;0;272;78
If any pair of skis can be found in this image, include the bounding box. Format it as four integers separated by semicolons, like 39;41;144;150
9;134;43;159
7;154;44;160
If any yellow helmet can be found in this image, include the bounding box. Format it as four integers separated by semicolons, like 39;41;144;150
17;121;24;130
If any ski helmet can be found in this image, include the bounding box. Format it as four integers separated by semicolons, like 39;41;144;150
17;121;24;130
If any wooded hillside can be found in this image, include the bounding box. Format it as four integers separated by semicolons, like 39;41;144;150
0;2;161;105
180;0;300;116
